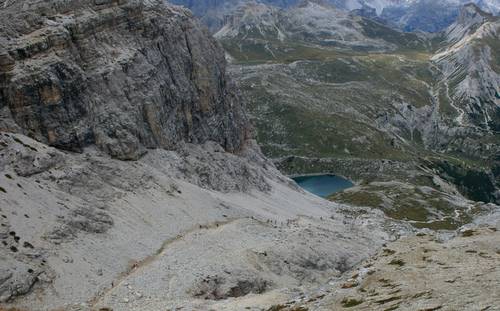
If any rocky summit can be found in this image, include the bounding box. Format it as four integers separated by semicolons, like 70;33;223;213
0;0;499;311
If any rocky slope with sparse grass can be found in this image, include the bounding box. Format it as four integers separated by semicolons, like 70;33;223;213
0;1;403;310
0;131;398;310
274;224;500;310
0;0;499;310
218;1;500;207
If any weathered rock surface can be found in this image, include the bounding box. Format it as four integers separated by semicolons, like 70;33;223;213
0;0;250;160
0;132;396;310
433;4;500;132
214;1;425;52
0;1;498;310
279;224;500;310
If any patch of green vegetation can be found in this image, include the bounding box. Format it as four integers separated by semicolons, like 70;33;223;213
386;201;429;222
0;186;6;193
461;229;475;237
252;97;408;160
222;40;346;64
267;305;288;311
329;181;486;230
413;219;461;231
432;160;496;203
330;191;383;208
236;46;440;169
382;249;396;256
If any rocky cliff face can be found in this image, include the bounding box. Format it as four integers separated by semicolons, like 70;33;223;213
0;0;251;160
432;4;500;132
214;0;426;53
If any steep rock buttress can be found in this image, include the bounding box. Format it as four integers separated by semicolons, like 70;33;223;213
0;0;251;160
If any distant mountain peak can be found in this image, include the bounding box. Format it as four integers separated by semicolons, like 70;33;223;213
457;3;493;25
296;0;333;7
443;2;498;42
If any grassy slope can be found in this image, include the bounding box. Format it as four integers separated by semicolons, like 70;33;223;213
222;18;499;215
226;40;437;162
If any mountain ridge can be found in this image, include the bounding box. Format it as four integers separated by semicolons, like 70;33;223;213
171;0;500;32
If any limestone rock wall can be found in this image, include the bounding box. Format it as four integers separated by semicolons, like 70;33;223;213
0;0;251;160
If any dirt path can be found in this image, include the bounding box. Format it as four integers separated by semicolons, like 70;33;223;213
89;218;240;307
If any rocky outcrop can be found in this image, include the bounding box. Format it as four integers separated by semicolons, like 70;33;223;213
0;0;251;160
432;4;500;131
214;0;408;52
278;225;500;310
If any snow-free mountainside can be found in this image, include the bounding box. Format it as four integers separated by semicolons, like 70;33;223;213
171;0;500;32
0;0;499;310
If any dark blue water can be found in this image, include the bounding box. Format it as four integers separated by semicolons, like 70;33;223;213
293;174;354;198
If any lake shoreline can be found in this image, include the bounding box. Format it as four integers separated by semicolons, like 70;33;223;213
292;174;355;198
288;172;355;184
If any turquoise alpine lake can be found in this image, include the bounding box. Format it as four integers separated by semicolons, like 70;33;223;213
292;174;354;198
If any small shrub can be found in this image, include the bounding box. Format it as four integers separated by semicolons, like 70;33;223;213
382;248;396;256
461;229;475;237
341;297;363;308
267;306;286;311
388;259;405;266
